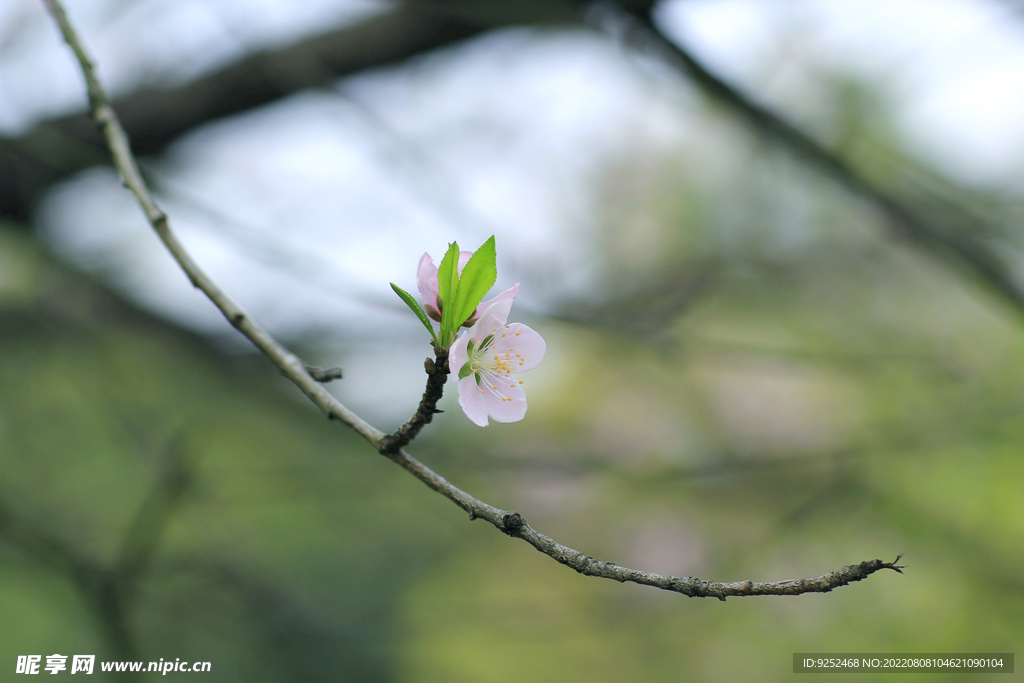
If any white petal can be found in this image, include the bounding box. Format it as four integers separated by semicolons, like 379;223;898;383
457;375;491;427
491;323;546;372
481;379;528;423
475;283;519;318
417;253;438;303
449;332;470;374
469;298;513;343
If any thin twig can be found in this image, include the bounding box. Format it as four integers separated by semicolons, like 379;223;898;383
42;0;901;598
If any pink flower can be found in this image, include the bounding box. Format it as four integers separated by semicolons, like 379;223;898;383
448;298;546;427
417;252;518;327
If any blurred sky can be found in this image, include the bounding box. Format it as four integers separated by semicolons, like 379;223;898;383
3;0;1024;422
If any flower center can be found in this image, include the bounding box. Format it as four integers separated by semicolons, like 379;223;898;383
462;326;527;402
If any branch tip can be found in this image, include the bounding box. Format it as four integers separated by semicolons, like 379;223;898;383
883;554;905;574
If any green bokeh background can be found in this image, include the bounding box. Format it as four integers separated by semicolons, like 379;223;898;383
2;7;1023;682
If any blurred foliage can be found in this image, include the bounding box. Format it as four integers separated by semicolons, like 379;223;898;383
0;223;461;681
3;14;1024;683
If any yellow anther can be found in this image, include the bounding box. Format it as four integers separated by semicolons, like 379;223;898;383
518;380;523;384
515;332;520;336
501;333;506;337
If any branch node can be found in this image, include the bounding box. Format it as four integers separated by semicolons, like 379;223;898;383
501;512;524;535
304;365;344;383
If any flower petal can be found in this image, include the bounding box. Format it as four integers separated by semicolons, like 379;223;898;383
468;298;513;343
480;377;527;423
467;283;519;325
490;323;545;372
416;252;442;321
457;375;491;427
416;253;438;302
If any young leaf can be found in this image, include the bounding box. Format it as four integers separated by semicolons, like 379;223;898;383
436;241;461;345
450;235;496;328
390;283;438;344
436;242;460;308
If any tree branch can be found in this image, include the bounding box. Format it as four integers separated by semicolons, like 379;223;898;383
42;0;900;599
380;344;450;454
614;6;1024;315
5;1;650;222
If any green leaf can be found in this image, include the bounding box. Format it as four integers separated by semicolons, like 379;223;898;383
458;363;473;380
449;235;496;330
390;283;438;344
437;242;460;308
437;242;461;345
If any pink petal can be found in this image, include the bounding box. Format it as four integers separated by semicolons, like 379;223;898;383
468;298;513;343
489;323;545;373
416;253;439;304
449;331;470;374
480;379;527;423
466;283;519;325
457;375;491;427
479;283;519;310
